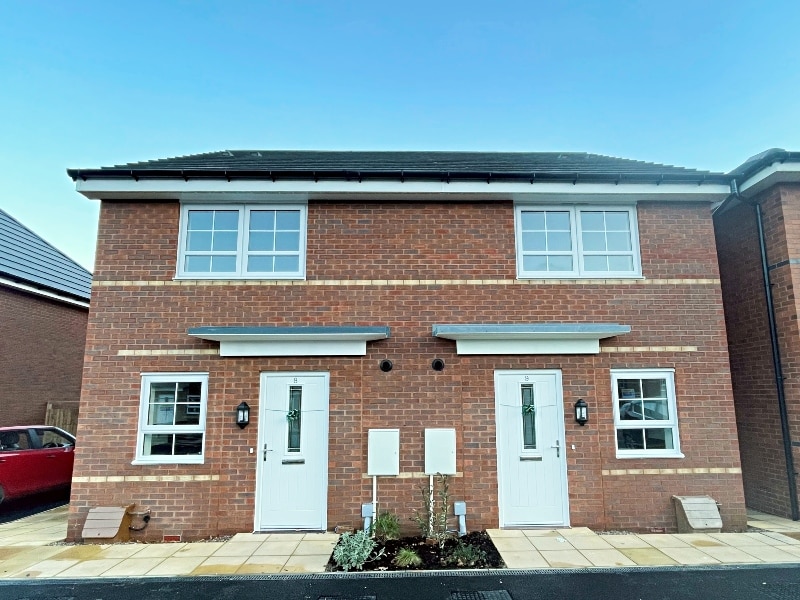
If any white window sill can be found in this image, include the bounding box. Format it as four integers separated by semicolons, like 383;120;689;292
131;458;205;466
173;274;306;281
517;274;645;280
615;452;685;459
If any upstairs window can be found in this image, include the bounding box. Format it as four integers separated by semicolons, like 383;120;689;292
178;204;307;279
516;206;641;278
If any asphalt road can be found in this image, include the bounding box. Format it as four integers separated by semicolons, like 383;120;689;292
1;566;799;600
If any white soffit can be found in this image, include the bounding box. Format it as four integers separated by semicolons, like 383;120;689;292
74;178;730;203
188;326;389;357
432;323;631;355
738;162;800;198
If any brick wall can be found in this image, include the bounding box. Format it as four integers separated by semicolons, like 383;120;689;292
714;184;800;518
68;199;746;540
0;286;88;426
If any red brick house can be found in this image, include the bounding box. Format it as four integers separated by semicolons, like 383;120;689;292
713;149;800;521
65;151;746;541
0;209;91;431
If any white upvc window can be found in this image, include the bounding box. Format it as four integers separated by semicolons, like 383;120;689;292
135;373;208;464
177;204;307;279
611;369;683;458
515;205;641;278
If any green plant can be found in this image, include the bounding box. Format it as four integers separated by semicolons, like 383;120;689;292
372;511;401;541
444;540;487;567
411;473;453;549
332;530;384;571
392;547;422;568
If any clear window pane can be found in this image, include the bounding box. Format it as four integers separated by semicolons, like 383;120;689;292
619;399;645;420
618;380;642;399
606;232;632;251
618;429;644;450
187;231;212;251
522;231;546;251
642;379;667;398
582;232;606;251
173;434;203;455
605;212;630;231
581;211;605;230
247;255;275;272
275;232;300;251
287;386;302;452
643;400;670;420
583;256;609;271
212;231;238;252
144;434;173;455
547;231;572;251
248;232;275;251
187;211;214;230
608;256;634;272
37;429;73;447
521;385;536;450
210;255;236;273
214;211;239;230
546;212;571;230
276;210;301;230
185;255;211;273
249;210;276;230
523;255;548;272
275;255;300;272
548;255;573;271
521;211;545;230
645;428;674;449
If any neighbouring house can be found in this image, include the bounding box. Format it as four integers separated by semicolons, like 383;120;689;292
65;150;747;542
0;209;92;432
713;149;800;521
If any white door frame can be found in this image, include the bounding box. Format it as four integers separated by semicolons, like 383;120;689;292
495;369;570;528
254;371;329;531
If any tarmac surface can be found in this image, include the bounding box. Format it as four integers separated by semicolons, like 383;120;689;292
1;506;799;578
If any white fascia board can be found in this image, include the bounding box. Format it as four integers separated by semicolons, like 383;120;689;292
455;338;601;355
738;162;800;198
188;327;389;357
74;178;729;203
219;339;368;357
0;277;90;308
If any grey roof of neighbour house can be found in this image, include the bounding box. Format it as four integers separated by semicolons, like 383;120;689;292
0;209;92;302
67;150;729;185
727;148;800;182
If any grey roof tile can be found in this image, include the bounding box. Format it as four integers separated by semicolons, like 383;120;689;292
0;209;92;301
68;150;728;183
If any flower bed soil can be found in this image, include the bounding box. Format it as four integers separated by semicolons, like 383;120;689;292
326;531;505;571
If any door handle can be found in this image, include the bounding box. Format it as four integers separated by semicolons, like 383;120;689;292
551;440;560;458
263;443;274;461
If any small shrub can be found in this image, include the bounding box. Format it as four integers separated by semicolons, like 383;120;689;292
332;530;384;571
444;541;487;567
392;547;423;568
372;511;401;541
411;473;453;549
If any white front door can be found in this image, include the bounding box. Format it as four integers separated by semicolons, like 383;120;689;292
256;372;329;530
495;370;569;527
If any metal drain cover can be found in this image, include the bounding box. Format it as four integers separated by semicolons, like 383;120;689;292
319;597;376;600
451;592;513;600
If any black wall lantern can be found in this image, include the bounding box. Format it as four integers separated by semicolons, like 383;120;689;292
574;399;588;426
236;401;250;429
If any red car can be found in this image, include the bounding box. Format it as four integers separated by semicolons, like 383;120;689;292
0;426;75;504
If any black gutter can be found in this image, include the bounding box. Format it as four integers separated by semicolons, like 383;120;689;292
749;193;800;520
66;167;730;186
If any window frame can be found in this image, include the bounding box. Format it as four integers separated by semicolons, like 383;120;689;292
611;368;683;459
134;372;209;465
176;203;308;280
515;204;642;279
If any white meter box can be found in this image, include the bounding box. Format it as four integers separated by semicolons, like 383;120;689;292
367;429;399;476
425;428;456;475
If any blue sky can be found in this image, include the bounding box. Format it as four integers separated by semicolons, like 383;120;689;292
2;0;799;271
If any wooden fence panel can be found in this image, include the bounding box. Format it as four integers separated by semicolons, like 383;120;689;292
45;403;79;435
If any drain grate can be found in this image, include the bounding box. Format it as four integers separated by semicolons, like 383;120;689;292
319;597;376;600
451;592;513;600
